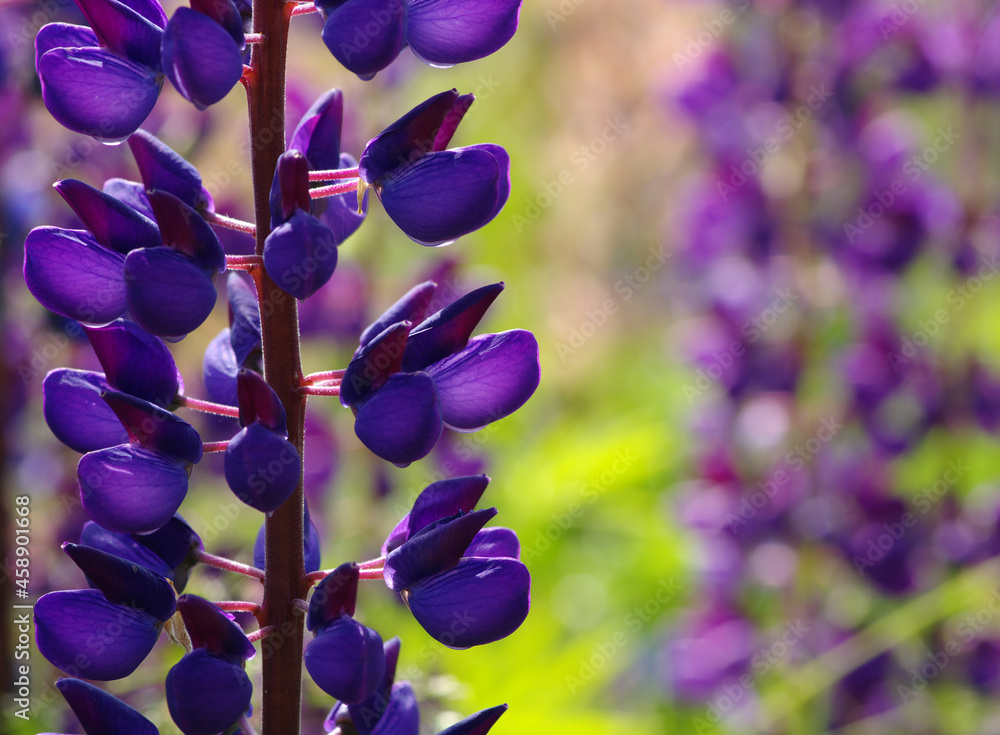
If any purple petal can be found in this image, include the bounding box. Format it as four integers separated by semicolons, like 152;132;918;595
406;475;491;538
120;0;168;28
465;527;519;559
73;0;164;69
78;446;191;534
85;319;179;407
383;508;496;591
35;589;161;680
190;0;245;48
374;148;506;246
148;189;226;273
55;179;161;255
382;475;490;554
128;130;213;212
80;521;173;578
62;543;177;621
291;88;344;169
263;210;340;299
360;281;436;348
437;704;508;735
319;0;406;79
227;273;262;364
304;617;385;703
224;423;300;512
177;594;255;660
24;227;127;324
236;369;287;431
56;678;158;735
80;515;202;590
134;515;203;588
405;558;529;648
37;47;161;142
43;370;129;453
35;23;99;66
269;150;312;227
124;246;218;339
101;390;202;462
426;330;539;431
203;329;239;406
307;563;360;631
354;372;442;466
341;321;412;408
360;90;464;178
166;649;252;735
406;0;521;66
162;8;244;110
403;282;503;372
103;178;155;219
349;680;418;735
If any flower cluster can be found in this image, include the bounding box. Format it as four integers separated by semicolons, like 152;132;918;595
27;1;537;732
663;2;1000;730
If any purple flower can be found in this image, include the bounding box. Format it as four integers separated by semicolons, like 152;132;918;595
381;476;530;648
24;137;225;339
165;595;255;735
43;319;181;454
325;637;419;735
263;151;343;299
79;513;203;591
341;281;539;465
314;0;522;79
35;0;245;140
45;678;158;735
359;90;510;246
224;369;301;512
304;563;386;703
77;390;203;533
35;544;177;680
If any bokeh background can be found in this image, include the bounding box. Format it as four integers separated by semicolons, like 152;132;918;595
5;0;1000;732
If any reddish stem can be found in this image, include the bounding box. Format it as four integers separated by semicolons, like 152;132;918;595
248;625;277;643
247;3;309;732
227;254;264;271
301;369;347;385
299;384;340;397
176;394;241;418
289;2;316;16
359;567;384;581
245;33;266;44
308;167;360;181
196;550;266;581
310;181;359;198
204;210;257;236
202;441;230;454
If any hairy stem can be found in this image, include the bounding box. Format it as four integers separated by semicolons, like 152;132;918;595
247;2;309;733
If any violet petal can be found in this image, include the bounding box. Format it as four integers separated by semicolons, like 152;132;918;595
353;372;443;466
426;330;539;431
405;557;529;648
